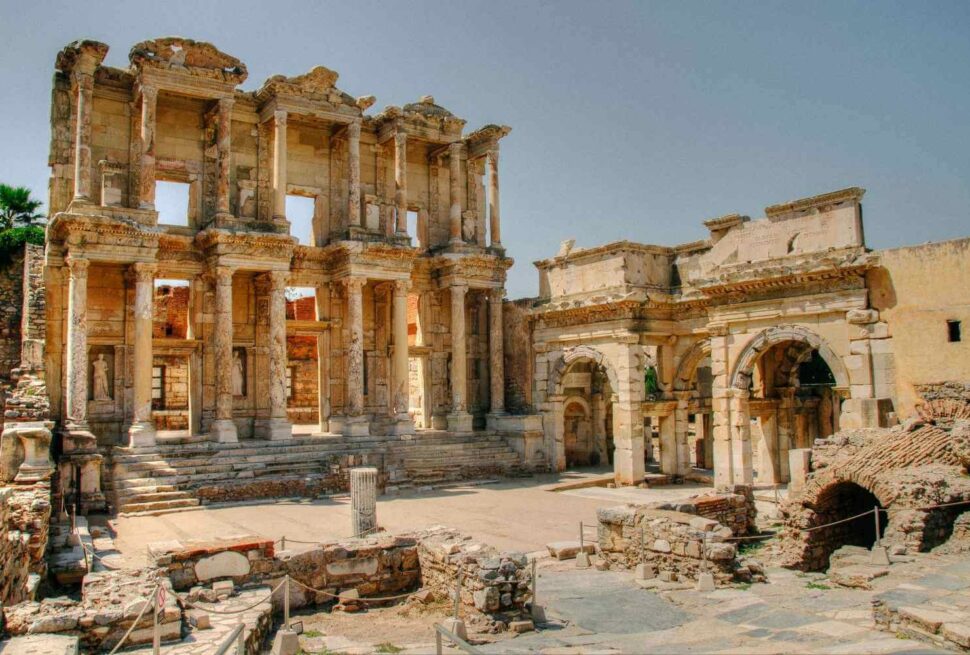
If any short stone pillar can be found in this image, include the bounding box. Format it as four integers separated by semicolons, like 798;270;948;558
350;467;378;537
0;422;54;483
788;448;812;494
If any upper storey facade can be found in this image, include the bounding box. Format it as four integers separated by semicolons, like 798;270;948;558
48;37;511;258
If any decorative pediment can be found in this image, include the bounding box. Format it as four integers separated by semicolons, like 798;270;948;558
56;40;109;75
256;66;366;111
129;37;248;85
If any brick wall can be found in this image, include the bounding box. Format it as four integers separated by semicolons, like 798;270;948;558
0;247;27;378
153;285;189;339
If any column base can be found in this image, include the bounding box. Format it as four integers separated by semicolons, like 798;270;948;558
430;413;448;430
390;415;415;436
318;418;331;435
485;411;508;431
210;419;238;444
255;418;292;441
342;415;370;437
446;412;473;433
127;421;157;448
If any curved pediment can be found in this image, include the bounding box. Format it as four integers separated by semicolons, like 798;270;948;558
129;37;248;85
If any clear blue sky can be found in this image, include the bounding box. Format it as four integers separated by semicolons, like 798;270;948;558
2;0;968;298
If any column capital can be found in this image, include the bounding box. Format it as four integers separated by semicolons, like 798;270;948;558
218;97;234;112
673;390;693;403
342;276;367;293
129;261;157;283
395;129;407;145
450;282;469;296
65;256;90;278
139;84;158;104
274;109;287;126
448;142;463;156
489;288;506;304
348;118;362;137
392;279;410;297
259;270;289;290
212;265;234;286
487;147;500;162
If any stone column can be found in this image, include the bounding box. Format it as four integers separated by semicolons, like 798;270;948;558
702;412;714;470
315;284;331;434
710;328;733;488
390;280;414;435
777;387;796;482
447;283;472;432
673;392;692;475
394;129;408;235
448;142;463;245
658;413;677;475
343;276;369;436
211;266;238;443
72;70;96;202
612;346;646;486
347;119;362;227
756;411;779;485
272;110;288;221
138;85;158;210
215;98;234;219
488;289;505;417
728;388;753;485
259;271;292;440
65;256;90;431
128;262;157;447
350;467;378;537
487;148;502;247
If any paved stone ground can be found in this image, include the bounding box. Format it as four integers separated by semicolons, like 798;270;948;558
107;473;717;566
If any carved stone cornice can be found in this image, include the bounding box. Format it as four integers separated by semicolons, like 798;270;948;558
129;37;247;85
194;228;295;262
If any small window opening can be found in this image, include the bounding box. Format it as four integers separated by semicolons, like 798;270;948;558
286;195;315;245
155;181;190;226
407;210;419;248
152;366;165;409
948;320;962;343
285;287;317;320
286;366;295;399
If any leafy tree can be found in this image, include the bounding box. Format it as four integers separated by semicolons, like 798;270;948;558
0;226;45;266
0;184;45;229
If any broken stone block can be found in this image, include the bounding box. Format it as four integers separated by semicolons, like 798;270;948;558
186;609;211;630
546;541;595;560
509;620;534;633
212;580;234;599
651;539;671;553
473;587;499;612
829;565;889;590
942;623;970;648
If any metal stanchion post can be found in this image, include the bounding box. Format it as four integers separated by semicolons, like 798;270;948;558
576;521;590;569
870;506;890;565
435;630;443;655
152;592;161;655
280;536;286;551
696;532;715;592
271;576;299;655
634;524;651;582
284;575;291;630
530;557;546;623
236;622;245;654
442;566;468;641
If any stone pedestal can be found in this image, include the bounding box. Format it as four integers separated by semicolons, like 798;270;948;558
350;467;378;537
446;412;474;433
0;422;54;483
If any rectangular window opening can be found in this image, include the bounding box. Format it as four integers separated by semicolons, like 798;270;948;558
947;320;962;343
407;210;419;248
154;279;190;340
286;195;315;246
152;366;165;410
285;287;317;320
155;181;191;226
286;367;294;399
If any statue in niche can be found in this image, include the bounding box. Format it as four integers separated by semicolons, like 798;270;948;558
92;354;111;401
232;350;245;396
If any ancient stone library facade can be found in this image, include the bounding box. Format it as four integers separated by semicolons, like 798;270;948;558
1;36;966;515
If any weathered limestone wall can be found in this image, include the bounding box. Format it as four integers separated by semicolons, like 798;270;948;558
0;248;28;377
871;238;970;418
502;298;534;413
0;483;52;605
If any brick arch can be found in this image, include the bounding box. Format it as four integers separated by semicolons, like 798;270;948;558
547;345;619;398
673;339;711;391
729;325;849;391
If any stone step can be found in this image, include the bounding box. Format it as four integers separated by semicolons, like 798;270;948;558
120;490;195;504
118;497;201;515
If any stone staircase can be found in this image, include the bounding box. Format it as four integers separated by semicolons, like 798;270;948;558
105;431;528;515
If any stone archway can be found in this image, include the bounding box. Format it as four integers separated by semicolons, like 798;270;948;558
673;339;711;391
546;345;621;474
729;325;849;392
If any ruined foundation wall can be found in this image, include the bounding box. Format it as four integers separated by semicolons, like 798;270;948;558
0;483;52;605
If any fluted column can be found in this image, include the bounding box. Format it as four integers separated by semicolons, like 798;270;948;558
447;283;472;432
391;280;414;435
448;142;463;244
272;110;288;221
488;289;505;415
138;86;158;210
315;284;331;434
72;70;95;202
211;266;238;443
394;129;408;235
215;98;234;219
487;148;502;247
128;262;157;447
342;277;369;436
348;119;362;227
65;256;90;430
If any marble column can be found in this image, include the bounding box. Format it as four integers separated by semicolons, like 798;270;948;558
777;387;796;482
65;256;90;431
394;129;408;235
343;277;369;436
487;148;502;248
390;280;414;434
729;388;753;485
448;142;463;244
488;289;505;416
215;98;234;219
138;85;158;210
347;119;362;228
259;271;292;440
211;266;238;443
315;285;331;434
447;283;472;432
673;391;692;475
272;110;288;221
72;70;95;202
128;262;157;447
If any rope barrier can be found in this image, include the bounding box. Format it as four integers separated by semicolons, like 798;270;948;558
182;579;286;616
107;584;160;655
288;574;423;603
